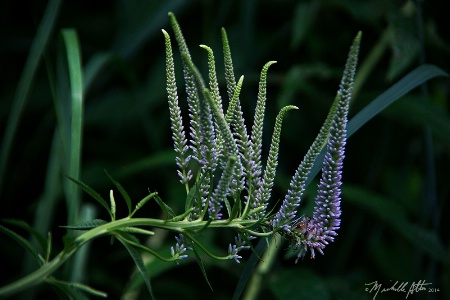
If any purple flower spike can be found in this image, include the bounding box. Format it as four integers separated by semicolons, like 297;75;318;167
282;32;361;261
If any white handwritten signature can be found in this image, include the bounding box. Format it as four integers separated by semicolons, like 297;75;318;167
365;280;435;299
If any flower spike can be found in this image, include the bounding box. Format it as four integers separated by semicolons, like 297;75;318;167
276;32;361;260
249;105;298;219
162;30;191;192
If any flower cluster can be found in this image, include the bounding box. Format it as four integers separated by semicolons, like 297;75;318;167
163;12;360;263
170;234;192;263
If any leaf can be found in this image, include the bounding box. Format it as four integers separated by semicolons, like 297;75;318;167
185;181;198;213
232;238;268;300
118;236;155;299
120;227;155;236
306;64;448;187
0;224;44;265
66;176;112;219
46;277;107;298
153;194;176;219
348;64;448;137
191;243;213;291
2;219;48;255
61;28;84;226
104;170;132;216
60;219;108;230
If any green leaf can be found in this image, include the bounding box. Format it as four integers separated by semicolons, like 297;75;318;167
104;170;132;216
118;236;155;299
2;219;48;256
61;28;84;226
46;277;107;298
60;219;108;230
66;176;112;219
119;227;155;236
0;224;44;265
348;64;448;137
185;180;198;213
153;194;176;219
191;243;213;291
232;238;268;300
307;64;448;187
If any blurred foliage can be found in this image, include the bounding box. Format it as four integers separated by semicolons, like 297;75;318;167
1;0;449;299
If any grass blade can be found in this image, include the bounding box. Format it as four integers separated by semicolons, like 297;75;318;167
0;0;62;194
61;29;84;226
347;64;447;137
306;64;448;187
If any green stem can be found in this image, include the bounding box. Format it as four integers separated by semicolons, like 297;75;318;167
0;216;273;297
242;233;282;300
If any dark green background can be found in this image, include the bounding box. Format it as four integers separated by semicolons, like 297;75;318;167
1;0;449;299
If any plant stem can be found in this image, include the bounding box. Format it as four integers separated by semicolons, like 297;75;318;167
242;233;282;300
0;216;273;297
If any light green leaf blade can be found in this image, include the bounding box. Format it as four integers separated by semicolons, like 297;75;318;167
0;225;44;265
2;219;48;255
104;170;132;216
46;277;107;298
61;28;84;227
191;243;213;291
61;219;108;230
66;176;112;219
118;237;155;299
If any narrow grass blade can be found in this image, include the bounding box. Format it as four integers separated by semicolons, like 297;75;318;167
232;238;268;300
61;29;84;226
306;64;448;187
0;0;61;194
347;64;447;137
